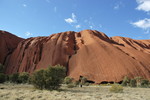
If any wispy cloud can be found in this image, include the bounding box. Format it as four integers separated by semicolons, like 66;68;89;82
136;0;150;12
25;32;33;36
89;26;93;29
23;4;27;7
65;13;77;24
84;18;96;29
113;1;124;10
114;4;120;10
75;25;81;29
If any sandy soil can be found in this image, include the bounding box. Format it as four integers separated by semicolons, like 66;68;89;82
0;83;150;100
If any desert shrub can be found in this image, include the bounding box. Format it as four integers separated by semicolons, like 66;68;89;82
30;69;45;89
64;77;73;84
130;79;137;87
9;73;19;83
0;63;4;73
141;79;149;88
44;65;66;90
18;72;29;83
109;84;123;93
67;83;76;88
31;65;66;90
0;73;6;83
121;76;130;86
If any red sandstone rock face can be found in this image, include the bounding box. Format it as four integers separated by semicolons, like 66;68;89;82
5;31;76;73
0;31;23;65
3;30;150;83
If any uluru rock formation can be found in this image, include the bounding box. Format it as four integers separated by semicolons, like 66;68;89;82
0;31;23;65
1;30;150;83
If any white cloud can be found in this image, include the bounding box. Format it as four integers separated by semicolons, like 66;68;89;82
136;0;150;12
25;32;32;36
114;5;120;10
131;18;150;29
65;13;77;24
75;25;81;29
23;4;27;7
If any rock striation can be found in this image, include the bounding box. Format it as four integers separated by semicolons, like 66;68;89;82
1;30;150;83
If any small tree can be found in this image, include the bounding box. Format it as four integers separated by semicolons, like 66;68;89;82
0;73;6;83
130;79;137;87
30;65;66;90
9;73;19;83
18;72;29;83
122;76;130;86
44;65;66;90
64;77;73;84
30;69;45;89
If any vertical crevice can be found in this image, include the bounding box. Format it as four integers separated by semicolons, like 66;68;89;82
66;32;78;75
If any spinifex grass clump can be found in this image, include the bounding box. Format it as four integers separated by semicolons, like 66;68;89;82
109;84;123;93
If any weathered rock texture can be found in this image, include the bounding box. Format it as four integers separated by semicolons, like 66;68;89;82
0;31;23;65
1;30;150;83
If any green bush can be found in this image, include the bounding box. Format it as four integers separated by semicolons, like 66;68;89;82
9;73;19;83
0;73;6;83
64;77;73;84
130;79;137;87
44;65;66;90
31;65;66;90
18;72;29;83
30;69;45;89
109;84;123;93
141;79;149;88
121;76;130;86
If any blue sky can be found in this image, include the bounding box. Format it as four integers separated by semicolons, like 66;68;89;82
1;0;150;39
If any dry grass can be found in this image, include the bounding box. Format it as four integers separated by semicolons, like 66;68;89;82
0;83;150;100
